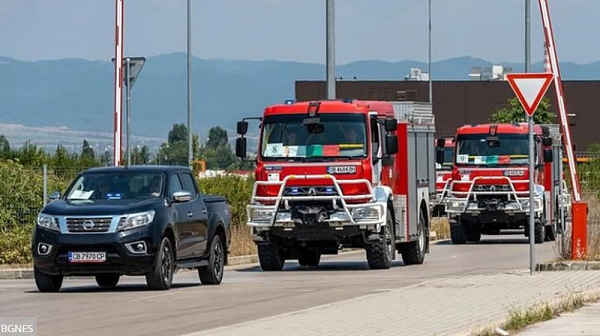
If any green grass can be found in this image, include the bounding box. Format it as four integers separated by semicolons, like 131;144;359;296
471;290;600;336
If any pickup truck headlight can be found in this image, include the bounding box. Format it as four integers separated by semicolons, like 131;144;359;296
117;210;155;231
37;213;59;232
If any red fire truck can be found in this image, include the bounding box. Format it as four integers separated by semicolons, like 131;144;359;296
432;136;455;216
235;99;436;271
437;123;571;244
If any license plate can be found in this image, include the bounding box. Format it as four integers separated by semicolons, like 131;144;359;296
68;252;106;263
327;166;356;174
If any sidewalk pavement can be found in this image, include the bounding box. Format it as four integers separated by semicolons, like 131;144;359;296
516;300;600;335
181;270;600;336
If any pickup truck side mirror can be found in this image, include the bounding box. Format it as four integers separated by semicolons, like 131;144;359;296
172;191;192;203
544;148;553;163
49;191;61;202
236;137;247;158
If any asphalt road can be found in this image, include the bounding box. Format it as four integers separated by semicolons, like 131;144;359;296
0;234;556;336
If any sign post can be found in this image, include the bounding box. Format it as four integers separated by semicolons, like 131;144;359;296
506;73;553;275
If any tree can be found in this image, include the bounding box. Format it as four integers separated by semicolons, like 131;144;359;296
491;97;555;124
206;126;229;150
168;124;188;144
0;135;11;158
158;124;200;166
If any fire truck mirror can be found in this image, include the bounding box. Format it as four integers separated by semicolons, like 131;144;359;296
543;148;553;163
236;137;247;158
385;134;398;155
384;118;398;132
436;149;445;165
436;138;445;148
542;137;553;147
237;121;249;135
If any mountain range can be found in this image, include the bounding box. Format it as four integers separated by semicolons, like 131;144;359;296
1;53;599;150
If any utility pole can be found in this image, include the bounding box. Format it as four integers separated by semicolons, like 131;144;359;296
187;0;193;168
525;0;531;72
326;0;335;99
428;0;432;103
126;57;132;166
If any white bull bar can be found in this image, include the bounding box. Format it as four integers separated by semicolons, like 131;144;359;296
246;174;385;228
441;176;543;214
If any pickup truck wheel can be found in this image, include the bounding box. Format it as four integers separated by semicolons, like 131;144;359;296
450;218;467;244
34;266;63;293
401;209;427;265
298;250;321;267
145;237;175;290
258;241;285;271
198;235;225;285
95;274;120;287
366;209;394;270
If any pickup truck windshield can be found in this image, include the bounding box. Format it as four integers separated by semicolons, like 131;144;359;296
260;113;367;161
455;134;531;166
65;172;164;200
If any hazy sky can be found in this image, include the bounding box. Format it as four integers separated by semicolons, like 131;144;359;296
1;0;598;64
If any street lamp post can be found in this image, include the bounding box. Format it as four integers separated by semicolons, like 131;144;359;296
326;0;335;99
428;0;432;104
187;0;193;169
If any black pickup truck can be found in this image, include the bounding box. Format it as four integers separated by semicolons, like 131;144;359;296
32;165;231;292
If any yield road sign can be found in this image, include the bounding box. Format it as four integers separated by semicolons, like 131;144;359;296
506;73;553;116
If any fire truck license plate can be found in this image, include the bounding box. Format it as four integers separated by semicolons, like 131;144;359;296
327;166;356;174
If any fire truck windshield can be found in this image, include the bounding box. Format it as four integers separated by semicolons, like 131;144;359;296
260;113;368;161
455;134;531;166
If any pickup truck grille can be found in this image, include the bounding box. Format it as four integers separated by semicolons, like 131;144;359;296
472;184;512;192
66;217;112;233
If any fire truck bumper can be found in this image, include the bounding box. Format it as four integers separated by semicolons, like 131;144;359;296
443;196;544;216
246;202;387;241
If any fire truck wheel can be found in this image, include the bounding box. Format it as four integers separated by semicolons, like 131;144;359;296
544;225;556;242
450;219;467;244
298;250;321;267
401;209;427;265
466;229;481;243
534;220;545;244
258;241;285;271
366;209;395;270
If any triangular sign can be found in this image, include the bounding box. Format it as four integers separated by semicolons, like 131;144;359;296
506;73;554;117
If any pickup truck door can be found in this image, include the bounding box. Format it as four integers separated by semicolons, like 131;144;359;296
168;173;196;260
178;172;208;256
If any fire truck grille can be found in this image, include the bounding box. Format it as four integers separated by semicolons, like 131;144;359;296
472;184;512;192
283;186;338;197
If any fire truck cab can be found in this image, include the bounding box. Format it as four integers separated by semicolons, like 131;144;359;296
235;99;436;271
432;136;455;216
437;123;570;244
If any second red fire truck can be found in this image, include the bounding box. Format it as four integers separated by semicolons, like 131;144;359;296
437;123;571;244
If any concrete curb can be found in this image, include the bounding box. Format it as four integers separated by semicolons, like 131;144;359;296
536;260;600;271
0;269;33;280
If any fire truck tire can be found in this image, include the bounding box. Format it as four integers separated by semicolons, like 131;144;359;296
258;242;285;271
466;230;481;243
450;219;467;244
298;250;321;267
366;209;395;270
401;209;427;265
534;220;545;244
545;225;556;242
